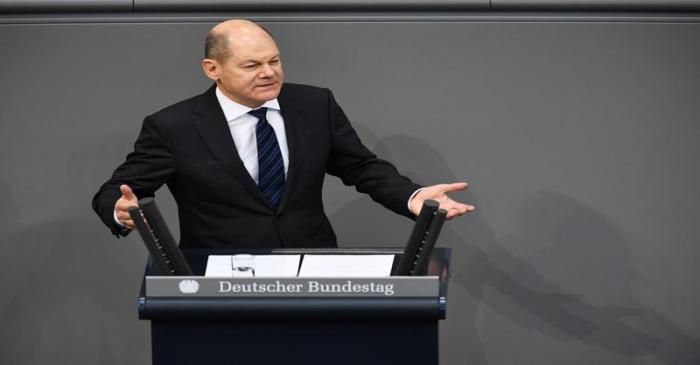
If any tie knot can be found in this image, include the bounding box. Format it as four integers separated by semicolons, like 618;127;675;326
248;107;268;121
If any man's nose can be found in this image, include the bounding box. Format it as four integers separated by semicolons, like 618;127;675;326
259;63;276;78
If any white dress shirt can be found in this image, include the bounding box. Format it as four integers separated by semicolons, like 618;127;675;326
215;87;289;183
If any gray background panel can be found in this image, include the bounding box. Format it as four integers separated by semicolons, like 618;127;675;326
134;0;490;12
490;0;700;11
5;0;700;13
0;0;132;13
493;0;700;11
1;16;699;365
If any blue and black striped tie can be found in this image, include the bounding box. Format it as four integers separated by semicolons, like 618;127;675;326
249;107;285;208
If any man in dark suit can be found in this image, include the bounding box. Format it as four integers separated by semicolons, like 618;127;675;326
92;19;474;249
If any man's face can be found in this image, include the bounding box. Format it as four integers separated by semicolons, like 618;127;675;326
213;34;284;108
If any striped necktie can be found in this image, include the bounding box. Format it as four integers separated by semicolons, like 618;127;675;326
249;107;285;208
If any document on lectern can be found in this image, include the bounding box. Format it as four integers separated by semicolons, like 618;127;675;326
204;255;301;277
298;255;395;277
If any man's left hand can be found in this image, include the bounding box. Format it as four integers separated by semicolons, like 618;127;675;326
410;182;475;220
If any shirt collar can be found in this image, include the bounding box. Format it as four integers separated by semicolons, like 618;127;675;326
215;87;281;122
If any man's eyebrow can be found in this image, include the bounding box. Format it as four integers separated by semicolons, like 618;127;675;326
240;55;280;64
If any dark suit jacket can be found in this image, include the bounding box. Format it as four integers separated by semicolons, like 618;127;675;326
92;83;421;249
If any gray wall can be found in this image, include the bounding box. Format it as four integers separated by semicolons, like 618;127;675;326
1;13;699;365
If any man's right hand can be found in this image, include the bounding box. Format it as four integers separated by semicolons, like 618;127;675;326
114;184;139;230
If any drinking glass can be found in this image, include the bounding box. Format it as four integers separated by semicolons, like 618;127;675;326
231;254;255;277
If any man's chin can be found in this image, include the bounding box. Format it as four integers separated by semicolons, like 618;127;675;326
254;86;281;101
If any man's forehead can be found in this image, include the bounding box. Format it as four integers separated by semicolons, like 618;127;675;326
229;36;279;59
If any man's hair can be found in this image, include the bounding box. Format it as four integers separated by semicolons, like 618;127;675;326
204;31;230;61
204;23;276;61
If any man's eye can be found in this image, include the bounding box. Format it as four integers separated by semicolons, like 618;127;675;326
243;64;256;69
269;59;280;64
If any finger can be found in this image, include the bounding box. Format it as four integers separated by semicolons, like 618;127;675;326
120;218;135;229
117;210;134;222
439;182;468;193
437;199;474;212
116;199;138;212
455;204;475;213
445;209;464;220
120;184;138;202
444;205;475;220
445;209;460;220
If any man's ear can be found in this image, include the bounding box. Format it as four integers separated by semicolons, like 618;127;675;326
202;59;219;81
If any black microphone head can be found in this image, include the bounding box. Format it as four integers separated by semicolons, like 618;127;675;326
423;199;439;209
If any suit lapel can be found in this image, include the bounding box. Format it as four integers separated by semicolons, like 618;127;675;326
192;86;272;208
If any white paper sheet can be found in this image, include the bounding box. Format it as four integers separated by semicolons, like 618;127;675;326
298;255;395;277
204;255;301;277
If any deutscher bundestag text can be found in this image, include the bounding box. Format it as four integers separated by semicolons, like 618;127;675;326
218;280;395;296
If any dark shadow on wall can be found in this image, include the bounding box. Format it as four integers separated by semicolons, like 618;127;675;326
330;132;700;365
456;193;700;364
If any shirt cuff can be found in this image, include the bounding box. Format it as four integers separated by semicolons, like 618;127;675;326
407;188;426;212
